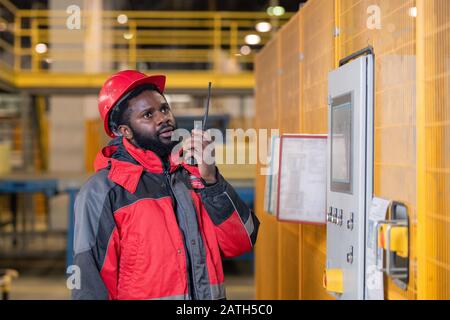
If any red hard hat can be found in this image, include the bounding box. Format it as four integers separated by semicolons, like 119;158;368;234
98;70;166;137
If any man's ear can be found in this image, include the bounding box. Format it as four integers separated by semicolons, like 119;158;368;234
118;124;133;139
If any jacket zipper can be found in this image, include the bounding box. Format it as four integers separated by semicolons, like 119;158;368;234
164;168;198;300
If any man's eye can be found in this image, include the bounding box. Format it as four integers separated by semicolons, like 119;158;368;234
143;112;152;119
161;106;170;113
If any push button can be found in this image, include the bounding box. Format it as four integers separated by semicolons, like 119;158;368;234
347;212;354;230
323;268;344;294
337;209;343;226
327;207;333;222
346;246;354;264
332;208;338;224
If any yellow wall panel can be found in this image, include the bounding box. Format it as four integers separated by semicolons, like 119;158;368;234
255;0;450;300
302;0;334;135
417;0;450;299
278;224;300;299
302;225;332;300
84;119;103;172
277;12;302;300
255;38;280;131
279;13;301;135
254;36;281;300
339;0;417;300
300;0;335;299
254;212;280;299
255;0;335;300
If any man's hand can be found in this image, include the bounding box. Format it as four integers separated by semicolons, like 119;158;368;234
182;129;217;185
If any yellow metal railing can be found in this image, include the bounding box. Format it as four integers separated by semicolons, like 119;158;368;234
9;8;292;74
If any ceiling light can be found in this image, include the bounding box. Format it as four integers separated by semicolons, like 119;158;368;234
35;43;48;54
256;21;272;33
240;45;251;56
117;14;128;24
273;6;285;17
245;34;261;45
408;7;417;18
123;32;134;40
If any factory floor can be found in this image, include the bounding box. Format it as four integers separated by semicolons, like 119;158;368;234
2;258;255;300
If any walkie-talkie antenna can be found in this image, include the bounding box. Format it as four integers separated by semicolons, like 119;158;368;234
203;82;212;131
187;82;213;166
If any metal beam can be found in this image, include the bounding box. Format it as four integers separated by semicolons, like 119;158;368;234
13;71;255;93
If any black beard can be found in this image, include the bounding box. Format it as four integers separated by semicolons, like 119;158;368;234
130;122;178;159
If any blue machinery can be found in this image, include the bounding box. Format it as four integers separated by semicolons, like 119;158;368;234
0;176;81;267
0;177;254;268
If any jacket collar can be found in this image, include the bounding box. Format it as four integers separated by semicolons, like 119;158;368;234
93;137;201;193
122;137;177;174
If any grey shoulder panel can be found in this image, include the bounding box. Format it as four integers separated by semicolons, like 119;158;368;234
73;169;116;255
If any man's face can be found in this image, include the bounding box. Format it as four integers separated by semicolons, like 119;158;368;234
119;90;178;157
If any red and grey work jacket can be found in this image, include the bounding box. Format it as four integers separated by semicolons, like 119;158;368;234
72;137;259;300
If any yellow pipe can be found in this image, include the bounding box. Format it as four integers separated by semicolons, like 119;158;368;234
28;17;278;29
24;33;270;43
16;10;293;20
13;51;253;63
13;71;255;90
14;40;266;51
19;28;271;39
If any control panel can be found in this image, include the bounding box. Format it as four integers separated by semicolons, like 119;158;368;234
325;52;374;300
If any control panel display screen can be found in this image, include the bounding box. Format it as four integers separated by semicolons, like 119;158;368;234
331;93;353;193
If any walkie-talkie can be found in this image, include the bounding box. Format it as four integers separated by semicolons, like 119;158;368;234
187;82;212;165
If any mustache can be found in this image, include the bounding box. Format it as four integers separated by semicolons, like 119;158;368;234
157;123;175;135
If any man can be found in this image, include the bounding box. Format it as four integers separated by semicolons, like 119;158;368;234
72;70;260;300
